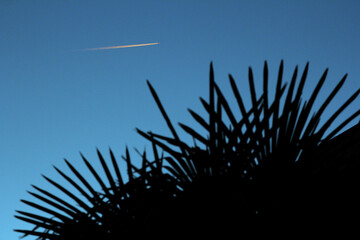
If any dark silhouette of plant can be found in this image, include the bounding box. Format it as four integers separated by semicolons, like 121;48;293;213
15;61;360;239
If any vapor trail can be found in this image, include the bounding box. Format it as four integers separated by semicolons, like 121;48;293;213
82;42;159;51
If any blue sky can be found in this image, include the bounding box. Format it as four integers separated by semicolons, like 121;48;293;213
1;0;359;239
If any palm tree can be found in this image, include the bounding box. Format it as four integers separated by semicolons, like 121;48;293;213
15;61;360;239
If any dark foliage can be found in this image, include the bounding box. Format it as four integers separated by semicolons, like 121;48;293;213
15;61;360;238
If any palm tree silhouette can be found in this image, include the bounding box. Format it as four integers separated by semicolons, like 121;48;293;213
15;61;360;239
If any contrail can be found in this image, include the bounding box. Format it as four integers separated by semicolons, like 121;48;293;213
81;42;159;51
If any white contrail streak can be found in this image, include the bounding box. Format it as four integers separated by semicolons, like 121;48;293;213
82;42;159;51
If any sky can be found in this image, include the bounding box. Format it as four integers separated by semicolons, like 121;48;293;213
0;0;359;239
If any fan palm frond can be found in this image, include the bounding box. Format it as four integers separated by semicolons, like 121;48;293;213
15;61;359;238
15;147;179;239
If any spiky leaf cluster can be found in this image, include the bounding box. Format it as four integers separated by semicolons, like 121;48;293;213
15;61;360;238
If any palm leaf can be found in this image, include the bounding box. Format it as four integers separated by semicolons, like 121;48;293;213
31;185;82;215
96;149;117;193
41;175;94;217
14;229;59;240
63;159;101;202
20;199;71;223
15;211;62;226
80;153;111;198
109;148;124;187
16;60;359;239
316;89;360;139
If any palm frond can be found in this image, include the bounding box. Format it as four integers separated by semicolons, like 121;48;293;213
16;60;359;239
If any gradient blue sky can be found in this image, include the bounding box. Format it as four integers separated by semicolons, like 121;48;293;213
1;1;359;239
